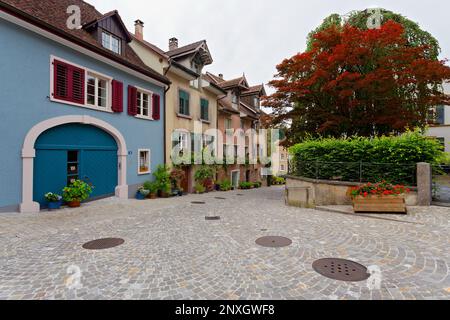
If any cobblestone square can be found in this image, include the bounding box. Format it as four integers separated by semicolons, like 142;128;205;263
0;187;449;300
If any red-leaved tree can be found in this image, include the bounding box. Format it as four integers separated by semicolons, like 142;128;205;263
264;21;450;144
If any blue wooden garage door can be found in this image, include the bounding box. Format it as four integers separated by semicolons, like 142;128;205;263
33;124;118;206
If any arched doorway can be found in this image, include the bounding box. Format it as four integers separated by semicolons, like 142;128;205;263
20;115;128;213
33;124;118;206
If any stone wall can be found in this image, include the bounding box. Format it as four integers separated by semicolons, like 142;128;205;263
285;176;418;208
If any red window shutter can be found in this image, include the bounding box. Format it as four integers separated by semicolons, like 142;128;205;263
127;85;138;116
53;60;69;100
152;94;160;120
53;59;85;104
111;80;123;113
70;65;85;104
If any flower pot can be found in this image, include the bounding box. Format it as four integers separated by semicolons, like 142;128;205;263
148;193;157;199
352;195;406;214
160;191;170;198
67;200;81;208
136;192;146;200
47;200;62;210
178;190;183;196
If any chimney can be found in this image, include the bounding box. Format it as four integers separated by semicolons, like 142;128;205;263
134;20;144;41
219;74;224;79
169;37;178;51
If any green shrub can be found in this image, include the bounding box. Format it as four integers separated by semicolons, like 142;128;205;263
253;181;262;188
153;165;171;192
289;129;446;185
194;165;214;182
143;181;158;194
194;182;206;193
272;177;286;185
239;182;253;189
219;179;232;191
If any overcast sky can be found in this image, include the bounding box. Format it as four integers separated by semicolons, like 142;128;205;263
89;0;450;92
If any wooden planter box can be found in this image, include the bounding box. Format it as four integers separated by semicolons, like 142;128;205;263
352;195;407;214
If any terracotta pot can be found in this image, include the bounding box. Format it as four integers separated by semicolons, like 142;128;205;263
67;200;81;208
148;193;157;199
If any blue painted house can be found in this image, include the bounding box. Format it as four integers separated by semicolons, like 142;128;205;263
0;0;171;213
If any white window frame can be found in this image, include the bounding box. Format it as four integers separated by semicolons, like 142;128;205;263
86;70;112;111
50;55;114;113
178;131;190;152
102;31;121;54
135;86;154;120
138;149;151;175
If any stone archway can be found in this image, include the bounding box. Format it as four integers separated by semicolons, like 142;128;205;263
20;115;128;213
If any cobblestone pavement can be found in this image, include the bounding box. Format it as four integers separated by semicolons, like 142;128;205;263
0;187;449;300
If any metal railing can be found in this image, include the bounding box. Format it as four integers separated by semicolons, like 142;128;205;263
288;160;417;186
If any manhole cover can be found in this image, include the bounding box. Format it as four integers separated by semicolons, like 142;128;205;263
312;258;370;282
82;238;124;250
191;201;205;204
255;236;292;248
215;197;227;200
205;216;221;220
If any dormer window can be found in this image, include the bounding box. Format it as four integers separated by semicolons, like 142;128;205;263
232;93;238;109
102;31;121;54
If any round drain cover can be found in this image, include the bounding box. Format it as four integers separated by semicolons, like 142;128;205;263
255;236;292;248
191;201;205;204
312;258;370;282
205;216;221;221
82;238;124;250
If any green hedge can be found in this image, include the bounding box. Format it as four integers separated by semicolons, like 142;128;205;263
289;130;446;185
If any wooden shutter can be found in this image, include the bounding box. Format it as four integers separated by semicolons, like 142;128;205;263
127;85;138;116
111;80;124;113
201;99;209;120
152;94;160;120
53;59;85;104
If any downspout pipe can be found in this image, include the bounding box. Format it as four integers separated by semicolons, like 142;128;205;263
163;61;173;165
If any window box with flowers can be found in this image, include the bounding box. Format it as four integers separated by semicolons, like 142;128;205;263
349;181;410;214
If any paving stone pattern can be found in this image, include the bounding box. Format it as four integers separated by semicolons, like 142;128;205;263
0;187;449;300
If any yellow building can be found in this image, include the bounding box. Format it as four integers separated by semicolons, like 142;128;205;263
130;21;224;192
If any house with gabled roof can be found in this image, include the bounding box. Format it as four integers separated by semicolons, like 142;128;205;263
205;72;266;188
130;22;225;193
0;0;170;212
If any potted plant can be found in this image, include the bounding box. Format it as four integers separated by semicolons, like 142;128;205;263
170;168;186;196
219;179;232;191
239;182;253;190
253;181;262;188
143;181;158;199
349;181;411;214
62;180;93;208
45;192;62;210
153;165;171;198
136;186;150;200
194;166;215;192
194;182;206;194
